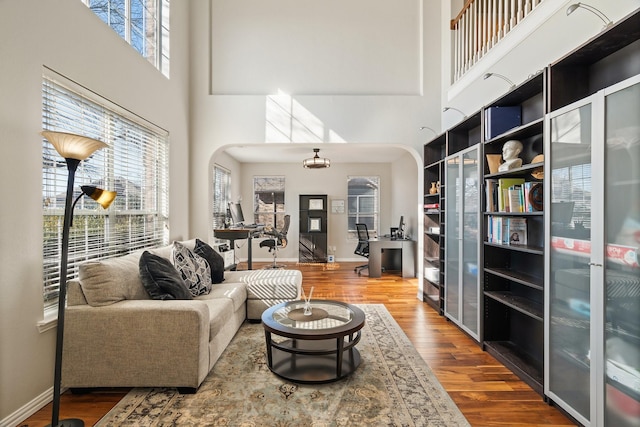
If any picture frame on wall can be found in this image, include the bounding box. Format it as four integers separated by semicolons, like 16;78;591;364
309;198;324;210
309;218;321;232
331;199;345;213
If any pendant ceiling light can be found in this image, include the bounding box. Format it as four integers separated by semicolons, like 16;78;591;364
303;148;330;169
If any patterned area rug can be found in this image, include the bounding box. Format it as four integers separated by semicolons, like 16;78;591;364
96;304;469;426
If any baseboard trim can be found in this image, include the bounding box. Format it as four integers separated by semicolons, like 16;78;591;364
2;387;52;427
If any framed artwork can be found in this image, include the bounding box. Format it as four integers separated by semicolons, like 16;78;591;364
308;218;321;232
309;198;324;210
331;199;345;214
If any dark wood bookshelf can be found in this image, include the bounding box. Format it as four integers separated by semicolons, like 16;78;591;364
549;8;640;111
484;341;544;395
484;291;543;321
484;267;544;290
423;135;447;315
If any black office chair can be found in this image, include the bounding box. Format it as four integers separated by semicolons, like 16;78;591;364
354;223;370;276
259;215;290;269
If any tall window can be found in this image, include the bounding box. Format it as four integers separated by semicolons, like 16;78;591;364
82;0;170;77
347;176;380;236
42;74;169;310
212;165;231;230
254;176;286;229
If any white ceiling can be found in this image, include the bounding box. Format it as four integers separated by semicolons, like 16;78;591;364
222;143;414;164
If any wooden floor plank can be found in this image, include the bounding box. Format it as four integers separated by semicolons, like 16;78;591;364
17;262;576;426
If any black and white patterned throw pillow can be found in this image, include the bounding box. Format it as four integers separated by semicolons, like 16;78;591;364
172;241;212;296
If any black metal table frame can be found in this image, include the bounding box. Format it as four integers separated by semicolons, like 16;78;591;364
261;301;365;384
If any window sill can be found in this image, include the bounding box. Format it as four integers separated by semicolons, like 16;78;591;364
37;307;58;333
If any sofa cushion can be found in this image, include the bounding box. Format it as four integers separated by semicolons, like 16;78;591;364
79;251;149;307
139;251;193;300
197;282;247;312
193;239;225;284
172;241;212;296
198;298;236;342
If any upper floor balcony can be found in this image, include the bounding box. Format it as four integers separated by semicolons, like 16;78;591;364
450;0;546;83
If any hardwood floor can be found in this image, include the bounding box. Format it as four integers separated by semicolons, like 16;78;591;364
18;262;576;426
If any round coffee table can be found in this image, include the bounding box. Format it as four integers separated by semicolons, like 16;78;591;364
261;300;365;384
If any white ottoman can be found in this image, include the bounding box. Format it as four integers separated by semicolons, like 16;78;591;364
236;269;303;320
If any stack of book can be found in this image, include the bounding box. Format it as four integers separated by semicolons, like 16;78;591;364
485;178;540;212
424;202;439;213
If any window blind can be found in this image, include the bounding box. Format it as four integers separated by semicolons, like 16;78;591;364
212;165;231;230
42;74;169;309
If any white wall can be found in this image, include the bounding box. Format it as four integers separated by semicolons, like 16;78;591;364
188;0;443;244
0;1;191;424
209;0;423;95
211;148;419;263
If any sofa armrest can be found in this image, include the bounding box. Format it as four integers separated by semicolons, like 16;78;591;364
62;300;210;389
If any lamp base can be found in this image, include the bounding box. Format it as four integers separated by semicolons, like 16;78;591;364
46;419;85;427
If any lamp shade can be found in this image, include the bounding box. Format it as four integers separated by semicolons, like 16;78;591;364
41;130;108;161
80;185;117;209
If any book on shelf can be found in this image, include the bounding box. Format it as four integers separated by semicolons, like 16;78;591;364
488;216;495;243
507;217;527;245
488;216;508;244
497;178;525;212
485;106;522;140
485;179;498;212
507;185;524;213
424;203;439;209
490;178;543;213
487;216;527;245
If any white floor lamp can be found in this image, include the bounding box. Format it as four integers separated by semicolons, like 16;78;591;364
41;131;116;427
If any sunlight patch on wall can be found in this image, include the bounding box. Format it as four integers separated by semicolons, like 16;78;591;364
266;90;344;143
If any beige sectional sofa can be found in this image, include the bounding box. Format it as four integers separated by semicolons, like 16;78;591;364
61;239;302;392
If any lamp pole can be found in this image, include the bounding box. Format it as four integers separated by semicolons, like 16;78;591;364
42;130;111;427
50;158;84;427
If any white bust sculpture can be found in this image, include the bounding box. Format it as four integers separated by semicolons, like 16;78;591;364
498;140;523;172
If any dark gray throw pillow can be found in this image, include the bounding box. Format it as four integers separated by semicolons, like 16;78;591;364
193;238;225;284
139;251;193;300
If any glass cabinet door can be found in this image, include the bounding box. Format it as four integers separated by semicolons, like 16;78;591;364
603;80;640;427
548;100;593;424
461;148;479;336
547;78;640;426
445;154;460;323
445;146;480;339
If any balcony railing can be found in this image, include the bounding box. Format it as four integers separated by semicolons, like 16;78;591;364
451;0;545;82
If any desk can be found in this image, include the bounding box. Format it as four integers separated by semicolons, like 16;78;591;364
368;237;416;278
214;227;263;270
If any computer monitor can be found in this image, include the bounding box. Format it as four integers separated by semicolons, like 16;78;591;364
228;202;245;225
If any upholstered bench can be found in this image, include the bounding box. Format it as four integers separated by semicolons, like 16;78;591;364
226;269;302;320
